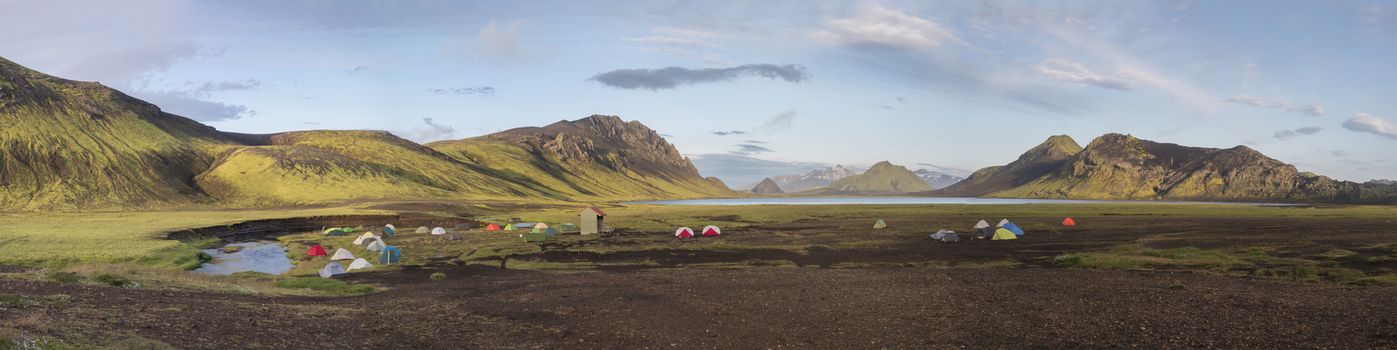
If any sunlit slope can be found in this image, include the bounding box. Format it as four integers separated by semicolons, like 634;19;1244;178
0;57;237;210
196;130;567;205
825;161;933;193
429;115;734;201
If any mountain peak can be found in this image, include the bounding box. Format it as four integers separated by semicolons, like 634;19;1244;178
751;177;784;194
827;161;932;193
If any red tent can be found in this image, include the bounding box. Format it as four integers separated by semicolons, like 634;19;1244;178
701;225;721;237
485;223;502;231
305;244;327;257
1062;217;1077;226
674;227;694;238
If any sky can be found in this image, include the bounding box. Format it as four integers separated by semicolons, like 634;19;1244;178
2;0;1395;187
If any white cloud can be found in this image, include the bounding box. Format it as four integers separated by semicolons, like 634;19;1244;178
476;19;527;61
398;118;459;143
813;3;961;50
627;27;729;65
1343;113;1397;140
1035;59;1132;90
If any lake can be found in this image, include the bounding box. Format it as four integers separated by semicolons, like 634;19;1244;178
194;241;295;275
629;197;1288;206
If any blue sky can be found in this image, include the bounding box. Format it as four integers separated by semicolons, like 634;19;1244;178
2;0;1395;186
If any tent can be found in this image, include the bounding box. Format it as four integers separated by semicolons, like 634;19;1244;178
383;224;396;236
503;224;516;231
366;240;386;252
324;227;351;236
559;223;578;232
485;223;502;231
675;227;694;238
431;227;446;236
1003;223;1025;236
513;223;535;229
353;232;379;245
702;225;721;237
974;227;996;239
445;233;461;241
1062;217;1077;226
973;220;991;229
992;228;1018;240
305;244;327;257
415;226;430;234
873;219;887;229
580;206;606;235
523;231;547;242
379;246;402;264
543;227;558;237
319;262;348;278
347;258;373;271
534;223;549;229
930;230;960;242
997;219;1010;227
331;248;355;261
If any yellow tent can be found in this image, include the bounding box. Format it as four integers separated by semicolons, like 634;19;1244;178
504;224;515;230
992;228;1018;240
873;219;887;229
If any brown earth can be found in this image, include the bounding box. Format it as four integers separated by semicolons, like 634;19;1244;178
2;266;1395;349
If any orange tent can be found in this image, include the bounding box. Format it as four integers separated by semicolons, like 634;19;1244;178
1062;217;1077;226
485;223;502;231
305;244;327;257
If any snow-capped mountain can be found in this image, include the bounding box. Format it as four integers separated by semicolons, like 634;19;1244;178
914;169;965;189
772;165;864;192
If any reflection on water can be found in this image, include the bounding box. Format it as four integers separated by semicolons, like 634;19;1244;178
194;241;294;275
629;197;1292;206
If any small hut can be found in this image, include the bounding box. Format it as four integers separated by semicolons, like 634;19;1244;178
579;206;606;235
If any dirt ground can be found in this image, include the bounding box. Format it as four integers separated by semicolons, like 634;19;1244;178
2;265;1395;349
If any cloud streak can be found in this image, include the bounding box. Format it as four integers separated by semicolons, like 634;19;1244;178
813;3;962;50
729;143;774;156
1035;59;1132;91
1343;113;1397;140
590;64;809;90
1273;126;1322;140
752;110;796;134
428;86;495;96
1223;95;1325;117
711;130;746;136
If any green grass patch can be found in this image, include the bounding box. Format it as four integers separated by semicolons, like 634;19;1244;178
430;272;446;281
1315;249;1358;259
273;277;375;295
0;293;31;308
92;274;134;288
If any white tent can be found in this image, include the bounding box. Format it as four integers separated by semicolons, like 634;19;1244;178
415;226;430;233
366;240;386;252
973;220;990;229
347;258;373;271
331;248;355;260
319;262;348;278
997;219;1011;227
431;227;446;236
353;233;380;245
385;224;396;231
533;223;549;229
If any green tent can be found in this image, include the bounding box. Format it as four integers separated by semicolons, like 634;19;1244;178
504;224;516;231
324;227;353;236
873;219;887;229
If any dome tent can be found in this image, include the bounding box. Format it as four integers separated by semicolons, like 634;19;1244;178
331;248;355;261
366;240;386;252
701;225;721;237
305;245;327;257
347;258;373;271
431;227;446;236
873;219;887;229
379;246;402;264
415;226;430;234
319;262;348;278
675;227;694;238
1062;217;1077;226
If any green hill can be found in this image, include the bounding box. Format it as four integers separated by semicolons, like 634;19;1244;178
0;57;732;210
0;57;240;210
826;161;932;193
938;133;1397;203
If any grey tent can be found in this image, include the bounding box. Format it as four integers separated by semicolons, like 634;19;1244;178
319;262;348;278
930;230;960;242
974;227;996;239
415;226;430;234
366;240;386;252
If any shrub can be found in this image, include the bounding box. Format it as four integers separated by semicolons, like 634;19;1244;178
430;272;446;281
1054;254;1083;267
93;274;133;288
0;293;30;308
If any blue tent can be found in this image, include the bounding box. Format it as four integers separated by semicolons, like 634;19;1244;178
379;246;402;264
382;225;395;236
1003;222;1025;236
543;227;558;238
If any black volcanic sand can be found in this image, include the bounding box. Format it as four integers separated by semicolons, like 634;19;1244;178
1;266;1395;349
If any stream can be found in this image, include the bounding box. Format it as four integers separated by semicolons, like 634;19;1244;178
193;241;295;275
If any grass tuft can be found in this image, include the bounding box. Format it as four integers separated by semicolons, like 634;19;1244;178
273;278;374;295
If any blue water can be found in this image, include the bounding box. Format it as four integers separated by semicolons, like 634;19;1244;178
629;197;1290;206
194;241;295;275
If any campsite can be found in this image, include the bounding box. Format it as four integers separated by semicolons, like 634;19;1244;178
5;1;1397;348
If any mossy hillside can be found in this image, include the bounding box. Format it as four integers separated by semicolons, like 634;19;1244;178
826;161;933;193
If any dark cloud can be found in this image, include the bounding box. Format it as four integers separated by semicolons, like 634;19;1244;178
1273;126;1322;140
712;130;746;136
729;143;774;156
429;86;496;96
743;140;767;144
590;64;810;90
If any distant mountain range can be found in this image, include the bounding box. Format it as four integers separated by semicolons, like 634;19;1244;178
823;161;933;194
913;169;964;189
936;134;1397;203
0;57;731;210
771;164;864;192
